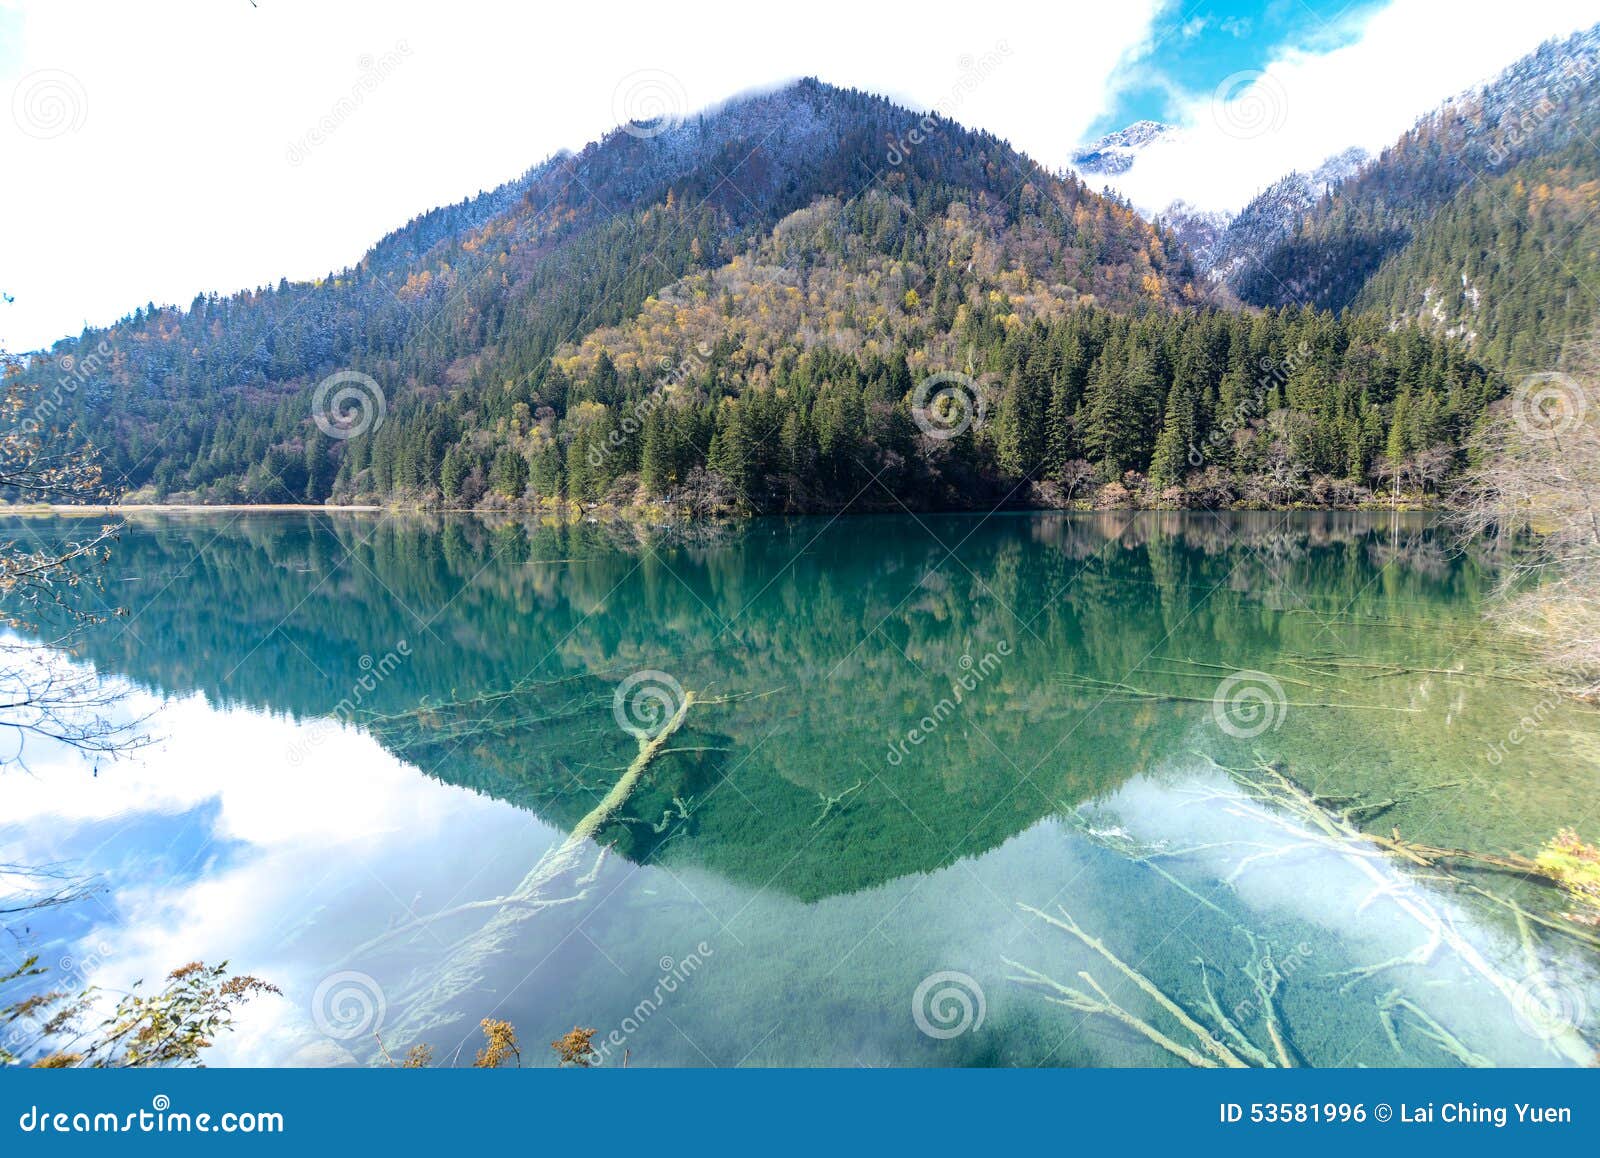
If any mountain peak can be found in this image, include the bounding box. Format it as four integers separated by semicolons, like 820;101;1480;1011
1069;120;1179;175
1185;145;1370;280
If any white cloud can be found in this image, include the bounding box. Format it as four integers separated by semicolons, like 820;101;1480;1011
4;0;1595;352
1084;0;1599;212
0;0;1165;352
2;687;549;1064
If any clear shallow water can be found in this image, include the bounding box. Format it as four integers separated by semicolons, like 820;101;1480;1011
2;510;1597;1067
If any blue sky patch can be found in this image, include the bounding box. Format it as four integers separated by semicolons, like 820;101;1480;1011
1088;0;1391;137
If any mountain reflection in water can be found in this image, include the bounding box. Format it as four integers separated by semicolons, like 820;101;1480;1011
4;510;1596;1066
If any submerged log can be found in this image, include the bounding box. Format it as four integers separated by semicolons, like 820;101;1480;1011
1199;754;1597;1066
1010;903;1260;1068
337;691;697;968
1370;831;1541;874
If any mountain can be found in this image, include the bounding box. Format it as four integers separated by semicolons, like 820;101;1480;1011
1156;199;1232;277
1196;147;1368;285
20;79;1205;508
1353;142;1600;368
14;79;1500;513
1228;23;1600;369
1068;119;1180;175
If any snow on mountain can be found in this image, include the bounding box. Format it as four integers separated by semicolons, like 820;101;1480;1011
1157;199;1231;273
1068;120;1179;175
1195;145;1370;280
1230;22;1600;312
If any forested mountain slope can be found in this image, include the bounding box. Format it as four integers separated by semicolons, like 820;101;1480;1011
1352;144;1600;370
1225;22;1600;363
13;77;1506;513
20;78;1199;508
1192;147;1366;290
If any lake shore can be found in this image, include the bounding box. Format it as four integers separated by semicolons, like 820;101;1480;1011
4;497;1441;518
9;503;387;514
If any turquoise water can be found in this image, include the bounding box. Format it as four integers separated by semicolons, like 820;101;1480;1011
2;510;1597;1067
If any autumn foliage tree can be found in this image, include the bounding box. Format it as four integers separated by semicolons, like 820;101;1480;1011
1460;338;1600;698
1;960;279;1068
0;350;139;766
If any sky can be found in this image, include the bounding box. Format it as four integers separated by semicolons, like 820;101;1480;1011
0;0;1596;353
1087;0;1600;210
0;684;551;1065
1087;0;1393;134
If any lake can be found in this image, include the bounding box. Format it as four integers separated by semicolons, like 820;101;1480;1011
3;510;1597;1067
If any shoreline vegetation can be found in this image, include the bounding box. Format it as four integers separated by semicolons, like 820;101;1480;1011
1459;343;1600;703
7;490;1445;519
